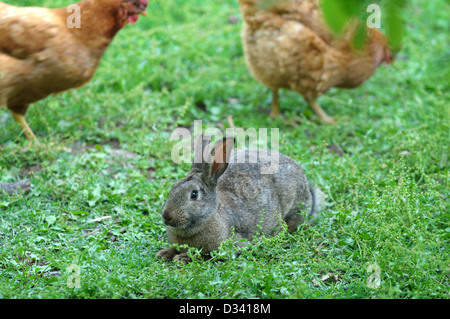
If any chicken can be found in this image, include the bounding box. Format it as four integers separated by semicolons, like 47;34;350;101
238;0;393;124
0;0;148;144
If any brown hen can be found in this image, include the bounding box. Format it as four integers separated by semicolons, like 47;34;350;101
0;0;148;144
238;0;393;124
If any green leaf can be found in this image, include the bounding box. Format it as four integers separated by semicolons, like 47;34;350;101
46;215;57;225
322;0;355;34
0;201;10;207
359;232;372;240
353;22;367;49
72;211;89;216
385;2;404;50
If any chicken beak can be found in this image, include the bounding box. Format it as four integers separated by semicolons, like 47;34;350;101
139;11;148;17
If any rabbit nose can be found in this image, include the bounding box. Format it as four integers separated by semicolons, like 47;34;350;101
162;210;174;225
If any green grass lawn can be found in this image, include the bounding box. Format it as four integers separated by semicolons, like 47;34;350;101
0;0;448;299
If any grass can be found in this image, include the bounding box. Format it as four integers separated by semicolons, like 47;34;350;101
0;0;449;299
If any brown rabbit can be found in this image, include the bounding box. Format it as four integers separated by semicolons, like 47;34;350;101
156;135;324;263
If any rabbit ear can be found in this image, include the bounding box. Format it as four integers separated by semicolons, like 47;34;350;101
190;135;235;187
190;134;212;173
209;137;235;183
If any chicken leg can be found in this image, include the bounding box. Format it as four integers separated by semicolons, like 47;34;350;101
269;89;336;124
307;98;337;125
12;112;39;145
270;88;280;119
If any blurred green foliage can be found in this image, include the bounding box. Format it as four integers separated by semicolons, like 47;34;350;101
321;0;406;50
264;0;406;50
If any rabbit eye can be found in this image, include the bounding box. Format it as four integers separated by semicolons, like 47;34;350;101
190;190;199;200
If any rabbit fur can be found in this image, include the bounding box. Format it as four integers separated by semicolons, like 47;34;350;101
156;135;324;263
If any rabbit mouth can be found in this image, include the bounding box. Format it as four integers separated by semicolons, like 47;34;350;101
166;219;204;236
164;220;187;229
163;215;199;230
168;220;196;230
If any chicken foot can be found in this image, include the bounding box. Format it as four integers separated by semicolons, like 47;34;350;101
12;112;40;145
307;98;337;125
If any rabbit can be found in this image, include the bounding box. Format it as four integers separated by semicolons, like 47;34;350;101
156;135;325;263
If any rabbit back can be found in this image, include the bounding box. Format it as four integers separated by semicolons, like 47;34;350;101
217;149;314;239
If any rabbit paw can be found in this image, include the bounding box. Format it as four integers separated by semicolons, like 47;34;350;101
173;253;192;264
156;247;179;261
